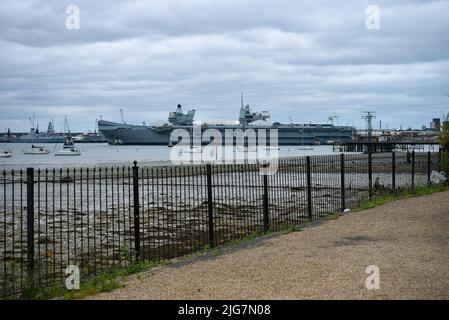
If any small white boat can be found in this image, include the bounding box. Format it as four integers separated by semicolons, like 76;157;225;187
54;148;81;156
23;145;50;155
0;150;12;158
55;122;81;156
297;128;313;150
1;130;12;157
63;135;75;149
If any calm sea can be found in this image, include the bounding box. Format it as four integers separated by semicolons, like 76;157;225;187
0;143;357;171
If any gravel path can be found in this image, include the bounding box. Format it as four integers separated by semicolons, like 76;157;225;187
90;191;449;300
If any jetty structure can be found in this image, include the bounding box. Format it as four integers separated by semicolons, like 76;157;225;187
333;141;439;153
333;111;440;153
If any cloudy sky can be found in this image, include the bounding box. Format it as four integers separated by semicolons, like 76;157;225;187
0;0;448;132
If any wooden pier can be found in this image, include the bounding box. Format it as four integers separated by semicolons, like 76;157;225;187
333;141;439;153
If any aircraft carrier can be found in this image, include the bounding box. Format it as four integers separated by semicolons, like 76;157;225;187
98;103;354;146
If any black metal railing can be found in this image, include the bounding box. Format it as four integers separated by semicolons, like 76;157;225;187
0;151;440;297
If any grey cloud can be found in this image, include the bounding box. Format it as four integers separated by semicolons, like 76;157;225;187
0;0;448;131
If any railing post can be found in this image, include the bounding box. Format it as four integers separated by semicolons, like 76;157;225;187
132;161;141;260
340;153;345;212
392;151;396;190
262;164;269;232
368;152;373;199
206;164;215;249
411;150;415;189
26;167;35;274
427;151;431;185
306;156;312;220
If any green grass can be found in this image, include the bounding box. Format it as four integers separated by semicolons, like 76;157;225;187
212;247;223;256
18;275;67;300
327;213;341;220
355;183;449;212
17;259;173;300
63;270;121;300
280;223;304;234
225;231;273;246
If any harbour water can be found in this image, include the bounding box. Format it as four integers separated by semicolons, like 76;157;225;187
0;143;352;171
1;142;440;171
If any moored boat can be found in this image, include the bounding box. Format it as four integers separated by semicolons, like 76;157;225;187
63;135;75;149
23;144;50;155
54;148;81;156
0;131;12;157
54;118;82;156
0;150;12;158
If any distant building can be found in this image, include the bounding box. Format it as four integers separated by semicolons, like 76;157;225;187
430;118;441;130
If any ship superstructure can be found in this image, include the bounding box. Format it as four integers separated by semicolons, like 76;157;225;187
16;118;64;143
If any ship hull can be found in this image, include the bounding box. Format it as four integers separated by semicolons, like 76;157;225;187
99;120;353;146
